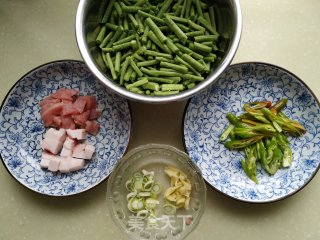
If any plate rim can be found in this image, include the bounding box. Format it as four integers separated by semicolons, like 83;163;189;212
0;59;133;197
182;61;320;204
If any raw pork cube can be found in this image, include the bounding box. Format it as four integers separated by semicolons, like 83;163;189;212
48;156;61;172
84;144;95;160
40;103;63;127
41;138;63;155
60;148;72;157
72;110;90;128
62;103;79;116
89;109;102;120
59;157;70;173
51;88;79;101
44;128;66;142
63;137;76;149
66;129;86;140
72;143;86;159
85;120;100;136
73;96;87;114
60;116;76;130
68;157;85;172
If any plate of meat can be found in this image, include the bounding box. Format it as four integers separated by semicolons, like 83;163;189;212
0;60;132;196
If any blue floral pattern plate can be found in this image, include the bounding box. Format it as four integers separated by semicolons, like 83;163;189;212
0;60;131;196
183;62;320;203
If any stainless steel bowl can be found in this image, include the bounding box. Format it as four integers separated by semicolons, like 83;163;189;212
76;0;242;103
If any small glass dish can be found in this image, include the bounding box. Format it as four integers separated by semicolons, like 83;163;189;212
106;144;206;240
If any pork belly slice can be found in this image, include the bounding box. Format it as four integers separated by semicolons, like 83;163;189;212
68;157;85;172
41;138;63;155
63;137;76;149
84;144;95;160
40;151;54;168
44;128;66;142
60;148;72;157
48;156;61;172
66;129;87;140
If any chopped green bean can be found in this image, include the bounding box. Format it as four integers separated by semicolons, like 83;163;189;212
194;42;212;52
146;77;174;84
137;10;165;25
129;87;144;94
185;0;192;18
120;57;130;85
157;0;174;17
197;16;218;35
122;5;143;13
96;26;107;44
140;67;182;77
179;0;187;18
187;82;196;89
160;61;188;73
161;84;184;91
188;20;206;32
142;82;160;91
181;54;205;73
134;0;147;6
101;0;115;23
99;32;114;49
137;59;159;67
105;23;118;31
113;35;136;46
130;70;137;81
174;55;201;76
124;66;134;81
114;2;124;17
165;38;179;54
154;90;180;96
183;74;205;82
176;43;203;60
136;14;144;34
129;58;144;77
208;6;217;32
144;50;172;59
126;78;149;89
120;51;133;62
155;56;175;63
194;35;219;42
185;31;205;38
103;40;137;52
145;18;167;43
194;0;204;17
115;52;121;73
147;31;172;54
106;53;117;80
165;14;188;24
106;26;124;47
123;16;129;31
176;23;189;32
165;15;187;44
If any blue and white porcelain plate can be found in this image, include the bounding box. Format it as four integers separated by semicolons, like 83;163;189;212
184;62;320;203
0;60;131;196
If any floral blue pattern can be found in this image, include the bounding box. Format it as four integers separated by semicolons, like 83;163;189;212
0;60;131;196
184;62;320;203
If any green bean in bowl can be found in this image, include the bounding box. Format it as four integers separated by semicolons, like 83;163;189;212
76;0;242;102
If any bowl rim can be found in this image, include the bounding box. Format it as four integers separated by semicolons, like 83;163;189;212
75;0;242;103
106;143;207;239
0;59;133;197
182;61;320;204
